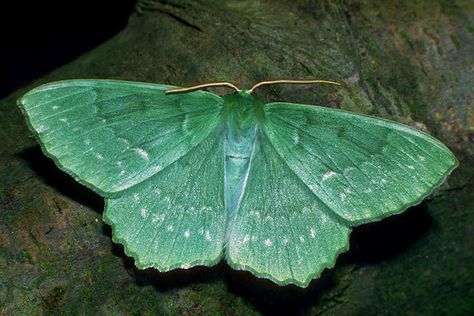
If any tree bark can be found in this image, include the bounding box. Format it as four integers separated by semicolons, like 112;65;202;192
1;0;473;314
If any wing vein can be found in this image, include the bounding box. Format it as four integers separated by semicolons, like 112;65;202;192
27;88;93;109
262;126;348;223
160;135;221;267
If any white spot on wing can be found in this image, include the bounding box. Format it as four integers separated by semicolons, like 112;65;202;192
184;230;190;238
140;208;148;218
339;192;346;202
37;125;46;133
151;214;165;224
205;230;212;241
310;228;317;238
302;206;310;213
292;132;299;144
84;139;91;145
299;236;305;243
134;148;149;161
133;193;140;201
322;171;337;181
52;105;59;110
167;225;174;232
407;165;415;170
59;118;68;123
182;114;189;131
264;239;272;247
418;155;426;161
95;153;103;160
282;237;289;245
243;235;250;243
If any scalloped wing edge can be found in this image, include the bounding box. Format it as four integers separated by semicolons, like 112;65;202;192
224;229;351;287
264;102;459;227
102;199;226;271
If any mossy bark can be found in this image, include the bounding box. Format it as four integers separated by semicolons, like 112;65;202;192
1;0;473;314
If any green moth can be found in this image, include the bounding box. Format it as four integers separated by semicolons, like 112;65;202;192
18;79;457;287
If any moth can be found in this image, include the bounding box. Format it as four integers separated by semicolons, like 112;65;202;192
19;79;457;287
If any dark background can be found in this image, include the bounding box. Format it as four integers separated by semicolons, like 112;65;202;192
0;0;137;99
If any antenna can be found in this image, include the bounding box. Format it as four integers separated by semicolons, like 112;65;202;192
248;79;341;93
165;82;241;94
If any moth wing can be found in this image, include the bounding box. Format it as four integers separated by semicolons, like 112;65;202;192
104;128;226;270
225;130;351;287
19;79;223;196
263;102;458;225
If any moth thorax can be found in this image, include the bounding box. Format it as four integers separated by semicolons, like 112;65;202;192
223;91;264;132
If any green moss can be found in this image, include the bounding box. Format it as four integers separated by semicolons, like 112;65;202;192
42;286;66;314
